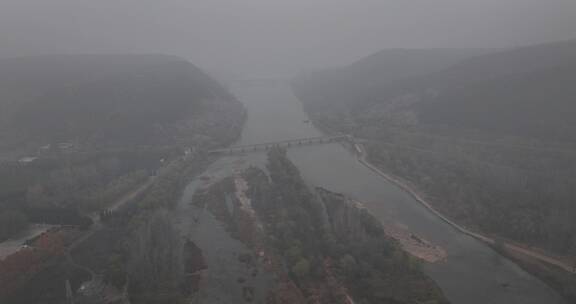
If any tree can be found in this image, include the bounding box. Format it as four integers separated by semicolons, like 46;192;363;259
291;258;310;279
339;254;357;275
0;210;29;241
127;210;184;302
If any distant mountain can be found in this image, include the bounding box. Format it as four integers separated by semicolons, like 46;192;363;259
0;54;238;148
348;48;492;82
414;39;576;140
295;39;576;141
292;48;492;109
420;64;576;140
426;39;576;88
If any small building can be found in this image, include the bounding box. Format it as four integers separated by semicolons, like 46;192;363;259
18;156;38;164
58;142;78;153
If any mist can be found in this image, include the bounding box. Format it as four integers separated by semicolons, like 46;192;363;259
1;0;575;75
2;1;576;304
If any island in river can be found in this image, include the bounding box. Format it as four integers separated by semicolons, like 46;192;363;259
189;148;449;303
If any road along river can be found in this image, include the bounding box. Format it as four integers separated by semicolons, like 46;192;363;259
178;79;565;304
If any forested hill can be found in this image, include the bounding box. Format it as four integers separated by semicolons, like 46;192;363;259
348;48;492;82
419;63;576;140
0;54;246;247
0;54;240;149
293;39;576;301
414;40;576;141
292;48;490;109
294;39;576;141
0;55;247;302
426;39;576;88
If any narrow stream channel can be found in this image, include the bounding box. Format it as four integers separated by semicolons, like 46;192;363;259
181;79;565;304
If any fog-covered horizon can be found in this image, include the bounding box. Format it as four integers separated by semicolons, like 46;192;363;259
1;0;575;75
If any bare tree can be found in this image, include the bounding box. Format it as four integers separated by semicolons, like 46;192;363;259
127;209;184;302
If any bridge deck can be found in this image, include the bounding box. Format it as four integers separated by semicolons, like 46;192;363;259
209;135;350;154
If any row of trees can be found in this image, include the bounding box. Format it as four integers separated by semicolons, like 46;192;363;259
0;210;28;241
127;210;186;304
365;137;576;256
118;155;212;304
242;149;448;303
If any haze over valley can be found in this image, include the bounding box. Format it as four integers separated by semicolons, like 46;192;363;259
0;1;575;303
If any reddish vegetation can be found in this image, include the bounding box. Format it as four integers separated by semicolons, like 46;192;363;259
234;202;259;247
0;227;82;298
186;241;207;273
267;280;307;304
321;258;355;303
263;258;353;304
0;247;47;297
183;240;207;293
196;176;359;303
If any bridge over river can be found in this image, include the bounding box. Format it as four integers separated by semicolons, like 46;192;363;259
208;134;352;155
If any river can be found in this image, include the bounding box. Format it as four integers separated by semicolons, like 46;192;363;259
180;79;565;304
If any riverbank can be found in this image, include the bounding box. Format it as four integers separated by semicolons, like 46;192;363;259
350;141;576;303
353;141;576;274
380;219;447;263
496;244;576;302
303;112;575;301
355;143;492;242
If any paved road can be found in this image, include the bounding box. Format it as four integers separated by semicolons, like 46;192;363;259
1;176;154;264
355;142;576;274
0;224;54;260
109;177;155;212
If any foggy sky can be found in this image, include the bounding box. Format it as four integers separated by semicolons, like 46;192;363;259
1;0;575;75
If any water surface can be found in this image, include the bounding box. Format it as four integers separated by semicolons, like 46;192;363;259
184;80;565;304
